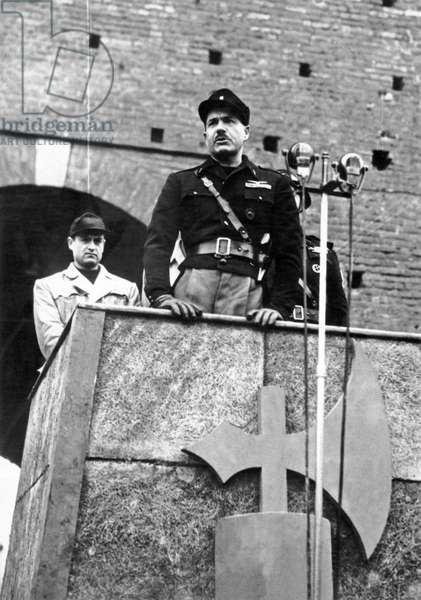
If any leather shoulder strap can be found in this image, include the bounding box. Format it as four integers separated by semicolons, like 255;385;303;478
201;176;250;242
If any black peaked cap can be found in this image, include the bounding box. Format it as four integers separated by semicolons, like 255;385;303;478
198;88;250;125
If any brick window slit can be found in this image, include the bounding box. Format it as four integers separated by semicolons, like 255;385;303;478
151;128;164;143
372;149;392;170
89;33;101;49
299;62;311;77
263;135;280;153
392;76;404;91
209;49;223;65
347;270;364;289
382;0;396;7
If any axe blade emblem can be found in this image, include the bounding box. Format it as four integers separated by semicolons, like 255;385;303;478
183;341;391;599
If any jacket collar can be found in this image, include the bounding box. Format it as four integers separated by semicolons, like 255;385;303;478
63;263;114;301
195;154;259;179
64;262;111;280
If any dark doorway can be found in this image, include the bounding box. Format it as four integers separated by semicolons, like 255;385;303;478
0;185;147;464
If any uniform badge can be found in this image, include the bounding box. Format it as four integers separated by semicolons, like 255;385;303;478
245;180;272;189
312;264;321;274
245;208;256;221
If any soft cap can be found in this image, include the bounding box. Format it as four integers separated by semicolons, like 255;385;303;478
68;212;108;237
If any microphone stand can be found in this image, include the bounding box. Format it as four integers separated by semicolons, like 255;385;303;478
313;151;330;600
283;144;367;600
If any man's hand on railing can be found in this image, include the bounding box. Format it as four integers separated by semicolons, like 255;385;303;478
246;308;283;327
154;294;203;319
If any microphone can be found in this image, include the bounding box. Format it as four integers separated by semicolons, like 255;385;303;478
332;153;368;193
283;142;317;184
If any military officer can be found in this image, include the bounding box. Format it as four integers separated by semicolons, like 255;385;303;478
299;235;348;327
33;212;140;359
143;89;302;325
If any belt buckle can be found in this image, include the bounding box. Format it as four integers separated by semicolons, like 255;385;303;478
292;305;304;321
215;237;231;259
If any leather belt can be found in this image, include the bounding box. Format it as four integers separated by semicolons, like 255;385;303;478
190;237;256;260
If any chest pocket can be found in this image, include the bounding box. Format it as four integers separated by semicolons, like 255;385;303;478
54;293;85;324
243;186;274;224
244;187;274;204
98;293;129;306
180;187;220;226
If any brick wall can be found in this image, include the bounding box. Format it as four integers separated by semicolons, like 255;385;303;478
0;0;420;331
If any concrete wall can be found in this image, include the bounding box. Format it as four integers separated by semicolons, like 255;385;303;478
0;0;420;331
1;307;420;599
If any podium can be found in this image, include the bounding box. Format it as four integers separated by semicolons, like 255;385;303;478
1;306;420;599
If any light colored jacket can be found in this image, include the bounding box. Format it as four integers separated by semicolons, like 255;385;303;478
33;263;140;359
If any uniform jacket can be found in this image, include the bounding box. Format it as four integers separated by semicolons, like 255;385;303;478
264;235;348;325
303;236;348;326
33;263;140;359
143;155;302;316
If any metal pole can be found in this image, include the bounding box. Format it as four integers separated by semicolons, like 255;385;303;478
334;188;354;598
300;186;312;600
313;151;330;600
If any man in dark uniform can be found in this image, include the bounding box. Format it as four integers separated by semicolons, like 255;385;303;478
143;89;302;325
299;235;348;327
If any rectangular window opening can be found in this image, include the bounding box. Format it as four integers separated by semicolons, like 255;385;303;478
151;127;164;143
209;49;223;65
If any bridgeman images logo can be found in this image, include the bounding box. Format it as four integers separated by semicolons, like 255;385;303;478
1;0;114;118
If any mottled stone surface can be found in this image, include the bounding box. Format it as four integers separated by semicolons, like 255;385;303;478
4;309;421;600
88;313;264;461
265;331;347;429
88;314;420;478
359;340;421;481
67;461;421;600
68;462;259;600
266;331;421;481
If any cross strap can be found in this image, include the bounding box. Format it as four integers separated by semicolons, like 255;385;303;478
200;176;251;242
